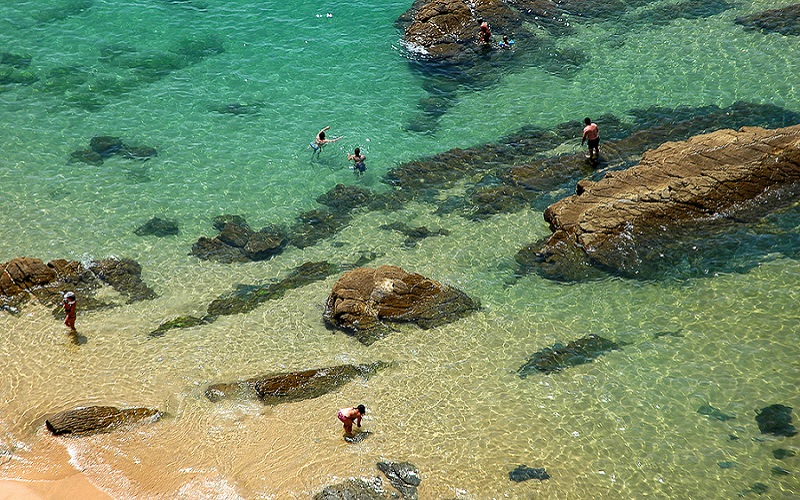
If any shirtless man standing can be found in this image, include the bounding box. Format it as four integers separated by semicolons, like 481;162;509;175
581;117;600;160
337;405;365;437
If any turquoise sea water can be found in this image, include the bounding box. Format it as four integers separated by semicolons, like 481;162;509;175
1;0;799;498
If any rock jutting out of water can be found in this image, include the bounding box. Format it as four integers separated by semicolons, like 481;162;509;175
134;217;179;237
735;4;800;37
697;404;736;422
204;362;389;404
45;405;162;436
191;215;288;263
323;265;481;345
0;256;156;315
518;334;624;377
508;465;550;482
755;404;797;437
376;461;421;500
517;124;800;282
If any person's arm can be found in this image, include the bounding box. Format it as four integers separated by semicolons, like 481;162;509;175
581;129;587;145
356;414;362;427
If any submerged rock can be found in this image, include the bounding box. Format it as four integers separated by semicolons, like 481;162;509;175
509;465;550;482
191;215;287;263
134;216;179;237
88;257;157;303
148;315;216;337
377;461;421;500
205;362;389;404
518;334;623;377
698;404;736;422
69;136;158;165
45;405;162;436
323;265;481;345
313;477;388;500
379;221;449;247
206;261;338;316
755;404;797;437
735;4;800;36
520;124;800;281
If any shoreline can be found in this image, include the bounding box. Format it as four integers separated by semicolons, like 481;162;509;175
0;475;112;500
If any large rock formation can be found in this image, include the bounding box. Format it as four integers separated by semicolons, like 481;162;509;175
323;265;480;345
45;406;162;436
1;256;156;314
518;125;800;281
735;4;800;36
204;362;389;404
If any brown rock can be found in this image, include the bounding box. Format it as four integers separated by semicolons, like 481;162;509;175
45;405;162;436
527;125;800;280
324;265;480;344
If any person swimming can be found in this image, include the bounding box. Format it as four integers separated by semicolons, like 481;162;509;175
347;147;366;176
309;126;342;158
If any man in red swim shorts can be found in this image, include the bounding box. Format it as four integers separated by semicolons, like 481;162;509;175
581;117;600;160
337;404;365;437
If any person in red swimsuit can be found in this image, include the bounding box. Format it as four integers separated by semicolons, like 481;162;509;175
63;291;77;331
581;117;600;160
337;405;365;437
479;19;492;44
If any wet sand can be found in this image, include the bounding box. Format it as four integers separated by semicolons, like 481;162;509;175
0;475;111;500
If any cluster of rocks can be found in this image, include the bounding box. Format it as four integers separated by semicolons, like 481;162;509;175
191;215;287;263
0;256;156;314
314;461;421;500
69;135;158;166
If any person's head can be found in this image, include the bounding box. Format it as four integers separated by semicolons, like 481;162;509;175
319;131;326;140
357;404;366;415
64;291;76;302
354;147;360;156
503;35;509;42
584;117;592;125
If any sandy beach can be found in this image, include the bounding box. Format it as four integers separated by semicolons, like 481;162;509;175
0;475;111;500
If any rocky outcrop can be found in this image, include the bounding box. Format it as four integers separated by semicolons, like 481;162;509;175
45;406;162;436
324;265;480;345
519;125;800;281
518;334;624;377
314;461;421;500
377;462;421;500
1;256;156;314
735;4;800;36
191;215;287;263
204;362;389;404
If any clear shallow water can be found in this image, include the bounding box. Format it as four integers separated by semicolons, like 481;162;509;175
1;0;799;498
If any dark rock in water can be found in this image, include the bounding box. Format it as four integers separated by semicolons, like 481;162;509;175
192;216;287;263
344;431;372;444
377;461;421;499
313;477;388;500
773;448;797;460
324;265;481;345
288;208;352;249
69;148;104;166
735;4;800;36
214;102;261;115
509;465;550;482
205;362;389;404
134;217;179;237
698;404;736;422
207;261;338;316
518;334;623;377
89;136;123;157
755;404;797;437
379;221;449;247
45;406;162;436
718;461;736;469
639;0;734;25
148;315;216;337
89;257;157;303
120;145;158;161
316;183;375;213
739;482;769;496
0;51;33;69
771;466;791;476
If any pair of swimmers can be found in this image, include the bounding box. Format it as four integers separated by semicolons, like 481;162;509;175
309;126;366;175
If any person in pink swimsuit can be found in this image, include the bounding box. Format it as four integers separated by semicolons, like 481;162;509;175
581;117;600;160
337;405;365;437
63;291;77;332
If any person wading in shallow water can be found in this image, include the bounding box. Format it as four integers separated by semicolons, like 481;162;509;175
337;404;365;437
63;291;77;332
581;117;600;161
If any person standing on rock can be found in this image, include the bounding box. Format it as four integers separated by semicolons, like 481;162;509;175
479;19;492;44
581;117;600;161
63;291;77;332
338;404;365;438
